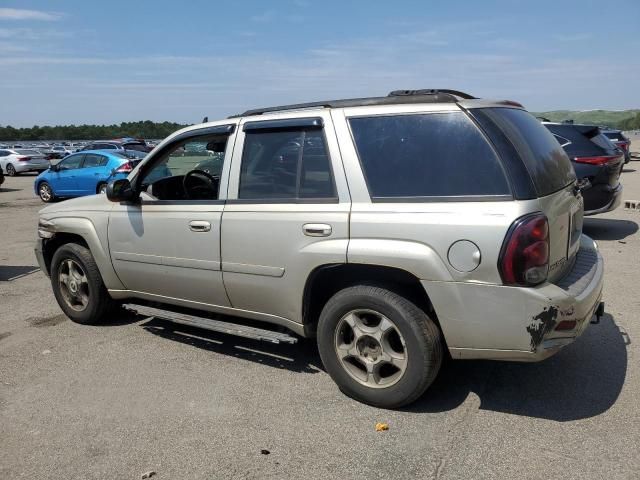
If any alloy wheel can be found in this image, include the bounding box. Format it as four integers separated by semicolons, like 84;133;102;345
58;259;90;311
39;183;52;202
334;309;408;388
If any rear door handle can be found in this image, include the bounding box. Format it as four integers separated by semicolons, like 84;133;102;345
189;220;211;232
303;223;332;237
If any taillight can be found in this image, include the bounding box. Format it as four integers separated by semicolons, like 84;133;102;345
573;155;620;166
616;142;629;152
115;162;133;173
499;213;549;286
17;156;31;162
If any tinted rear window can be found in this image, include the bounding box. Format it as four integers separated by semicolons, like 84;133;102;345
349;112;510;199
123;142;149;152
475;109;576;196
16;149;41;155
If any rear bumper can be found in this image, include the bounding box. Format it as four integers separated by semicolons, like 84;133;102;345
14;162;49;173
584;183;622;216
422;235;604;361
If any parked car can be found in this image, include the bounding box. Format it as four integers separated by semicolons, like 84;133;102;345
543;122;624;215
81;138;151;153
35;89;604;408
47;145;73;159
0;148;50;176
600;128;631;163
34;150;143;202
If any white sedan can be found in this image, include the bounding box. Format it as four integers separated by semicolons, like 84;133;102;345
0;148;50;176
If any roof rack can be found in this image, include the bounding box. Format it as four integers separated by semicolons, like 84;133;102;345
230;89;476;118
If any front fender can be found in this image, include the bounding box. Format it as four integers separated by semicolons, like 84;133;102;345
42;215;125;290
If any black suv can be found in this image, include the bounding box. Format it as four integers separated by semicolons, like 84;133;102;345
601;128;631;163
543;122;624;215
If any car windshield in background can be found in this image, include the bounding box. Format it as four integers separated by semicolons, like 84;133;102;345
349;112;511;199
472;108;576;197
16;149;42;155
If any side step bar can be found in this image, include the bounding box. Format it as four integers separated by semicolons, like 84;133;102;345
125;304;298;344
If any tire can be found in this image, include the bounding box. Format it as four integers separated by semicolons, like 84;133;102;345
38;182;55;202
317;285;443;408
6;164;17;176
97;182;107;194
50;243;117;324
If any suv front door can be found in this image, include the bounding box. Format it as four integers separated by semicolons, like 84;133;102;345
221;113;350;324
107;124;237;307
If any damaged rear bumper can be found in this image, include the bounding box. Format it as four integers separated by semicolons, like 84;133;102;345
423;234;604;361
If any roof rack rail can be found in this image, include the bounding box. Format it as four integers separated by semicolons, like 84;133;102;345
230;89;476;118
388;89;476;99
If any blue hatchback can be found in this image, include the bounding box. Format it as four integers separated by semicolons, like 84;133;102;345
34;150;140;202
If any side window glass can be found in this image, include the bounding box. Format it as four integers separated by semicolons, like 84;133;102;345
139;134;229;201
238;128;336;200
82;154;107;168
59;154;83;170
0;150;8;157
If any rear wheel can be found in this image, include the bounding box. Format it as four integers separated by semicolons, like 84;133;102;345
317;285;443;408
50;243;117;324
6;164;17;176
97;182;108;194
38;182;55;202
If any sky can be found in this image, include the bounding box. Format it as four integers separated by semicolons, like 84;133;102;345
1;0;639;127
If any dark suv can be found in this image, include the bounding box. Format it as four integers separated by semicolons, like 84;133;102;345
81;138;151;153
543;122;624;215
601;128;631;163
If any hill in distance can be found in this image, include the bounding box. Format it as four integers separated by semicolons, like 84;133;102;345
532;109;640;127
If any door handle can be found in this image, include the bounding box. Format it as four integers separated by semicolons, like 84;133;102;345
303;223;332;237
189;220;211;232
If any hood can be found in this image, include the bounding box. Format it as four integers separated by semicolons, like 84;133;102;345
39;194;113;217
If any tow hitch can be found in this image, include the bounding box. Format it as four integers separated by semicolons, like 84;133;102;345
591;302;605;324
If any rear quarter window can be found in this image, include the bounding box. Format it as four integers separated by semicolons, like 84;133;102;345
472;109;576;197
348;112;510;200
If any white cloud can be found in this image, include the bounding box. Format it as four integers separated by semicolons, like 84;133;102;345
0;8;63;21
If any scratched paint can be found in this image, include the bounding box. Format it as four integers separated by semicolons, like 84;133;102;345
526;306;558;351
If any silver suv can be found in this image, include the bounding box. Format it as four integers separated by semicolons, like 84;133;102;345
35;89;605;408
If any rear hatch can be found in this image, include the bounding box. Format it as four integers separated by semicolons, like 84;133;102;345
546;124;623;189
468;108;581;282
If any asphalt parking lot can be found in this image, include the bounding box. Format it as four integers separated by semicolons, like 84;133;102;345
1;163;639;479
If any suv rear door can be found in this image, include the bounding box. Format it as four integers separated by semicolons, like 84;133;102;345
221;112;350;324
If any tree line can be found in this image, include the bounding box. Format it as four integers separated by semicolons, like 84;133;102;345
0;120;190;141
619;112;640;131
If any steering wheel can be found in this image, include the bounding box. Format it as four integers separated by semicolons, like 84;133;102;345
183;169;219;200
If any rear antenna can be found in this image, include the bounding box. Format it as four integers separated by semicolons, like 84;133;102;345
202;116;208;123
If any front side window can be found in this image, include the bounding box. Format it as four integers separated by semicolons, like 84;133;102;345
238;128;335;200
349;112;510;199
58;154;83;170
138;134;229;201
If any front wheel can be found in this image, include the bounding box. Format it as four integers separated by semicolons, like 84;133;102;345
38;182;55;202
50;243;117;324
317;285;443;408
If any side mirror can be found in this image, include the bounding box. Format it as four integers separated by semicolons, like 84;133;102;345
50;163;59;172
106;179;137;203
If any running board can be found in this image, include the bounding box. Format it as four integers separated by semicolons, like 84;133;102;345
125;304;298;344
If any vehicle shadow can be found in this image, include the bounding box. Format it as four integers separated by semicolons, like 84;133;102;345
406;313;628;421
0;187;22;193
141;317;324;374
0;265;40;281
583;218;638;241
622;168;636;173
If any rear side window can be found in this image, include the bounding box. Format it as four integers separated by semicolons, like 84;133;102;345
474;109;576;196
239;129;336;200
82;153;108;168
349;112;510;199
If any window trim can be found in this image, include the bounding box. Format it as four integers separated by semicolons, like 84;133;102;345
347;111;513;202
237;125;338;202
132;124;236;199
243;117;323;132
